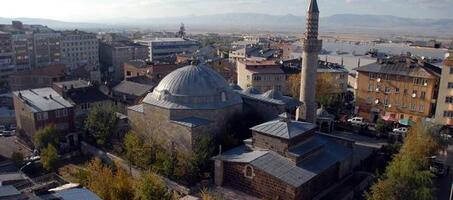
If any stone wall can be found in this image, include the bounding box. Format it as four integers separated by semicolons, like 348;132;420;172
252;131;289;155
223;162;297;200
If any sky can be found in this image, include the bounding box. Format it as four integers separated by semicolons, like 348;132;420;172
1;0;453;22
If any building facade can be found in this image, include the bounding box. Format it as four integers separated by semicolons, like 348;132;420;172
135;37;199;63
435;49;453;126
13;88;76;146
236;60;289;95
99;41;148;82
61;30;99;70
8;64;66;91
0;31;15;80
356;56;441;123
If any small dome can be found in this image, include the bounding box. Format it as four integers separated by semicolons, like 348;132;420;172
261;89;283;100
244;87;261;95
144;64;242;109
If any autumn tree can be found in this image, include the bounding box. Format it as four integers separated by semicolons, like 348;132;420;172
35;124;59;149
111;165;135;200
124;131;154;169
287;73;337;106
366;122;440;200
134;171;171;200
41;144;59;171
84;105;119;146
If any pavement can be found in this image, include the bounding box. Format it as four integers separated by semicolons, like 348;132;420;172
0;135;32;159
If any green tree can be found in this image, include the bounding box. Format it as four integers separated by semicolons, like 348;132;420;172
35;124;59;149
134;171;171;200
11;151;24;166
124;132;154;169
41;144;59;171
85;105;119;146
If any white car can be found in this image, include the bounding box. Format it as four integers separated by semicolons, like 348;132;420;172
347;117;366;126
393;127;408;134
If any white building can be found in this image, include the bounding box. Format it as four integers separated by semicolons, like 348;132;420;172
61;30;99;70
135;37;199;63
435;48;453;126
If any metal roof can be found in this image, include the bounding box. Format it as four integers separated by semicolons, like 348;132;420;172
236;87;301;109
250;117;316;139
13;88;73;113
355;59;441;78
217;134;353;188
128;104;144;113
143;64;242;110
0;185;20;197
113;80;154;97
55;188;102;200
171;116;212;128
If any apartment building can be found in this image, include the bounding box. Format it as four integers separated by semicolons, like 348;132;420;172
0;31;15;80
135;37;199;63
99;41;148;82
13;88;76;145
435;48;453;126
61;30;99;70
355;56;441;123
237;59;289;95
32;32;62;68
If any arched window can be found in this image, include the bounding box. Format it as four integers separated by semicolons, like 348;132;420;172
243;165;254;179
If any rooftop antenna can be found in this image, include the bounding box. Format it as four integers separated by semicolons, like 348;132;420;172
178;23;186;38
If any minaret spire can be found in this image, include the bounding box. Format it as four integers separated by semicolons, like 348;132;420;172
297;0;323;123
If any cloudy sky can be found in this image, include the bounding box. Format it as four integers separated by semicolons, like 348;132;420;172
1;0;453;21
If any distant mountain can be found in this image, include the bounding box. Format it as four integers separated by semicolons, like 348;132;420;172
0;17;115;30
1;14;453;36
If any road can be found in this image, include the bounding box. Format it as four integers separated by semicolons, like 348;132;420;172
436;145;453;200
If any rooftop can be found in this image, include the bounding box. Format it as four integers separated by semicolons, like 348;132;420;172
113;80;154;97
53;79;91;90
13;88;73;113
250;114;316;140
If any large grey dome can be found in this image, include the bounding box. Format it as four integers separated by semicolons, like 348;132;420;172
143;64;242;109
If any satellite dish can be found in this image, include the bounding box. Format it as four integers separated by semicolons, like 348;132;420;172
375;99;380;104
412;93;417;98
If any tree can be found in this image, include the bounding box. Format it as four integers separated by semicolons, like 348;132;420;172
11;152;24;166
41;144;59;171
124;132;154;169
134;171;171;200
287;73;337;106
35;124;59;149
111;164;135;200
84;105;119;146
85;158;114;200
366;122;439;200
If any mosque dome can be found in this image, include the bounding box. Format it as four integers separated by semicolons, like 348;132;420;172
143;64;242;109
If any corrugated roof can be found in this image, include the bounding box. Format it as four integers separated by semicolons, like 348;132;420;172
13;88;73;113
355;59;441;78
128;104;144;113
250;117;316;139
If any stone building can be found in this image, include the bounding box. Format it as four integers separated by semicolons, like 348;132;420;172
128;64;243;150
213;113;354;200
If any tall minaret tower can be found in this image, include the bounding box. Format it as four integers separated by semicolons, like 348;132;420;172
298;0;322;123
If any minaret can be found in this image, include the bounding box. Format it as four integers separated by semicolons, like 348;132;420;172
298;0;322;123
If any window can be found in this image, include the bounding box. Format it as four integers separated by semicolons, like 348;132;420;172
366;97;373;104
446;96;453;104
36;112;48;121
419;105;425;113
395;88;400;93
246;75;250;81
404;89;408;95
385;87;392;94
413;78;419;85
368;84;374;92
411;103;417;111
126;71;131;76
444;111;453;118
450;67;453;74
243;165;255;179
384;98;389;106
448;82;453;89
421;79;428;86
420;91;426;99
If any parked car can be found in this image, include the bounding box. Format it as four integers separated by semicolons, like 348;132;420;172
0;130;14;137
347;117;367;126
393;127;408;134
9;124;16;130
